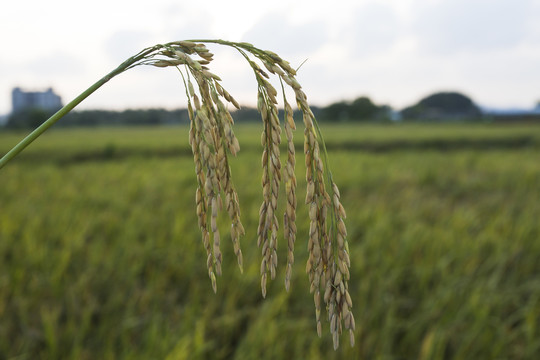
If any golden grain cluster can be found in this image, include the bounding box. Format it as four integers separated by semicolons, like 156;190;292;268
150;40;355;348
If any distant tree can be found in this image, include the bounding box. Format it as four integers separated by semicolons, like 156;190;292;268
350;96;380;119
321;101;350;122
6;108;53;129
230;107;261;122
60;109;191;126
320;96;387;122
401;92;481;121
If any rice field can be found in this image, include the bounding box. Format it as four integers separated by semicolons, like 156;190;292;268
1;122;540;359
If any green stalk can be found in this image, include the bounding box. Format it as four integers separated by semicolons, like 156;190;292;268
0;46;159;170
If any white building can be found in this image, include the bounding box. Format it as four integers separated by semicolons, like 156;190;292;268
12;87;62;113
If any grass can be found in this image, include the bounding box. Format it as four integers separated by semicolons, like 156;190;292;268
1;122;540;359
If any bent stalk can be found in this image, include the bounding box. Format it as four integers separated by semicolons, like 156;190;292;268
0;46;160;170
0;39;355;349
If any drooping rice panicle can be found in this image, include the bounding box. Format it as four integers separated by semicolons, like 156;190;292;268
283;99;297;292
210;89;244;272
180;40;355;348
256;85;282;298
167;44;246;290
303;110;325;338
182;70;218;292
1;38;356;348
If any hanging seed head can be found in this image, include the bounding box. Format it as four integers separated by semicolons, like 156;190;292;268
145;39;356;349
1;39;357;348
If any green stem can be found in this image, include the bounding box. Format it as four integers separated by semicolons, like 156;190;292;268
0;47;159;170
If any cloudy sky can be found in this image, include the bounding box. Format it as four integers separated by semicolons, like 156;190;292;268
1;0;539;115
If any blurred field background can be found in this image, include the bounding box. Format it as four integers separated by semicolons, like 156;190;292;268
1;123;540;359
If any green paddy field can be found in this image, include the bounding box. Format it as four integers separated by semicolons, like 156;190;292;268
1;123;539;359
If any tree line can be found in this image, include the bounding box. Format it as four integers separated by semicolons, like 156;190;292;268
4;91;489;128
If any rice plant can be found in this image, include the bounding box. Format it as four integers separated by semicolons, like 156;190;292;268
0;39;354;349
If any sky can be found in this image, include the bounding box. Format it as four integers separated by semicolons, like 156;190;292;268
1;0;540;116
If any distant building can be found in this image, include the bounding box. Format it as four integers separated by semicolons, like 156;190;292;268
534;102;540;114
12;87;62;113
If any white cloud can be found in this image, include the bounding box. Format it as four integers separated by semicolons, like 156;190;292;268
105;31;155;63
25;52;85;76
242;13;328;56
413;0;535;54
1;0;540;115
346;3;403;56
